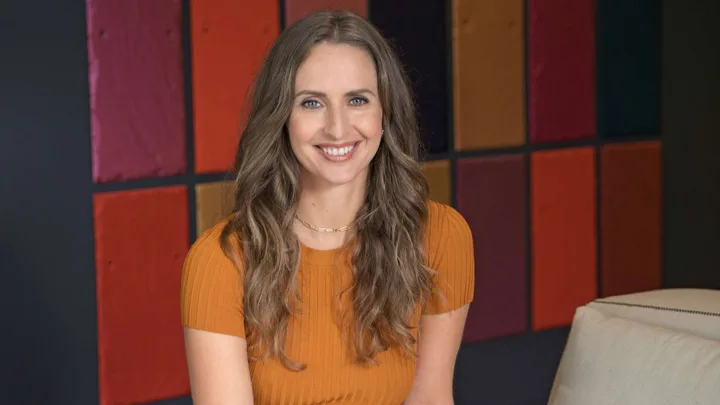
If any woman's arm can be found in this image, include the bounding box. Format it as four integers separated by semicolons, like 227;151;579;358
180;222;253;403
184;327;254;405
403;304;470;405
403;203;474;404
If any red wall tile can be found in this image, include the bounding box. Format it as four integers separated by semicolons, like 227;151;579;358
601;141;662;297
94;186;190;404
529;0;596;143
285;0;367;26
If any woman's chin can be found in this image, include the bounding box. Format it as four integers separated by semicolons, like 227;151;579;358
306;166;368;188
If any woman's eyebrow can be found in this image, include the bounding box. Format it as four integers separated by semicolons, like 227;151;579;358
294;88;377;98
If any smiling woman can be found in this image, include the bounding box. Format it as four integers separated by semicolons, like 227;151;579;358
180;10;475;405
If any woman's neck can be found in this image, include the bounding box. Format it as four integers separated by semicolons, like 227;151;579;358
294;173;367;250
296;184;365;229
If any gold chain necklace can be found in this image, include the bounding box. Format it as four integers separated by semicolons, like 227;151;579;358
294;213;353;233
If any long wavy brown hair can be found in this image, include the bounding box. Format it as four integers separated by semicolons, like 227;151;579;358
220;10;435;370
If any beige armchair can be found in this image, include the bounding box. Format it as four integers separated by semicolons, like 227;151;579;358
548;288;720;405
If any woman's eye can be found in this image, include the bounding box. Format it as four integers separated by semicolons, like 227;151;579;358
302;100;321;109
349;97;368;106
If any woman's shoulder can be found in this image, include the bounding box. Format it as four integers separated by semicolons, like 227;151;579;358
180;215;247;338
182;215;244;284
424;200;474;265
186;217;231;259
425;200;472;237
422;200;475;313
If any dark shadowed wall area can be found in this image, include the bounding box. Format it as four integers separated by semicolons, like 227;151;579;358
661;0;720;290
1;0;717;404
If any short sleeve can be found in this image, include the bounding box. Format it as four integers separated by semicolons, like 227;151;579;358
180;221;246;338
423;202;475;315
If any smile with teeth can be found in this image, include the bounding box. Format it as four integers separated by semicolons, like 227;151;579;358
322;145;354;155
315;142;359;161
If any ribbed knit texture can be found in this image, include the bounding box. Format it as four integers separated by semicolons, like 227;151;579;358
180;200;475;404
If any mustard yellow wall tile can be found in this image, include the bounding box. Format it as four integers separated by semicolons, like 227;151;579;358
195;181;235;236
422;160;451;205
453;0;526;150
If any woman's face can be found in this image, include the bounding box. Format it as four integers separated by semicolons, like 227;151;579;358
288;42;383;188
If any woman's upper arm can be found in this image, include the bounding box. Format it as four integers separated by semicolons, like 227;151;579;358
405;202;475;404
180;222;253;404
184;327;254;405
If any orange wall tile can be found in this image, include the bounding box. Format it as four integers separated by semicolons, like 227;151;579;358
191;0;279;174
531;147;597;330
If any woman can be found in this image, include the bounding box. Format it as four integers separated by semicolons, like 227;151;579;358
180;10;474;405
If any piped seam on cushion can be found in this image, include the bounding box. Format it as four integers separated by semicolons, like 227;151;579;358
592;300;720;318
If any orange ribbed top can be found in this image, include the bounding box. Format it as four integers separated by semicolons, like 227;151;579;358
180;200;475;404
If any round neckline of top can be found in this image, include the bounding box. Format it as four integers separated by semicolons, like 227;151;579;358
298;238;354;265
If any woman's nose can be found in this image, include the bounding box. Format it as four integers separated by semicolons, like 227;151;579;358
324;105;350;139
